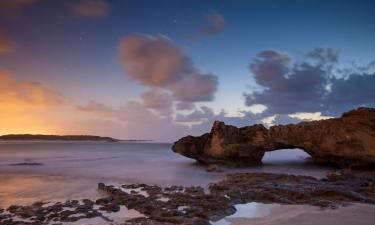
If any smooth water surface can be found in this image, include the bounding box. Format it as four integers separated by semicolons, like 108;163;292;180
0;141;330;207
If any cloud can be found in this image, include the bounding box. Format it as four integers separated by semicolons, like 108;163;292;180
0;69;67;135
69;0;109;19
0;31;14;53
305;47;340;65
324;72;375;113
288;112;332;121
175;106;215;123
246;49;328;114
176;102;195;111
76;98;267;141
0;69;64;107
0;0;37;19
75;100;186;141
199;11;226;36
141;89;173;116
119;34;193;87
75;100;113;116
245;48;375;116
170;73;218;102
247;104;267;114
119;33;218;103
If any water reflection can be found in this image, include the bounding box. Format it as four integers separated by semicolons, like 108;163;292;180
212;202;279;225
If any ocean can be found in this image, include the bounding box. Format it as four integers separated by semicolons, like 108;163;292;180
0;141;330;208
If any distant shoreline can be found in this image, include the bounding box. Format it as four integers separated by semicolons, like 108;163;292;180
0;134;152;142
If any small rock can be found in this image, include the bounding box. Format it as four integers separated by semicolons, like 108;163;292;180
206;164;219;172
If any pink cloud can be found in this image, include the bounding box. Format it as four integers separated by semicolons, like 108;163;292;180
141;89;173;116
118;33;218;103
119;34;193;87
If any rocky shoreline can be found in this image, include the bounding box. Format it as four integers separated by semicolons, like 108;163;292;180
1;171;374;225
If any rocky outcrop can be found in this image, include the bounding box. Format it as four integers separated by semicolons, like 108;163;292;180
2;171;375;224
172;107;375;168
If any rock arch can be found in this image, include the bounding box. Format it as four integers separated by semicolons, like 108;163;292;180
172;108;375;169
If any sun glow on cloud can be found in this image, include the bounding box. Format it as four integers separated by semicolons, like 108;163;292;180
288;112;333;121
0;69;66;135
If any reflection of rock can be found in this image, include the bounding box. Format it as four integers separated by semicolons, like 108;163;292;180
172;107;375;168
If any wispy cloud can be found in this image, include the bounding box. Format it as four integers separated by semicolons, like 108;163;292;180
198;11;226;36
0;69;64;107
69;0;110;19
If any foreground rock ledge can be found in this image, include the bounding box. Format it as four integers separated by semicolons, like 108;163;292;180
1;172;374;225
172;107;375;168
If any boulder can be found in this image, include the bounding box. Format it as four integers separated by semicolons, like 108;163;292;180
172;107;375;168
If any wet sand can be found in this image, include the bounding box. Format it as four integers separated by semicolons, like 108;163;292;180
229;203;375;225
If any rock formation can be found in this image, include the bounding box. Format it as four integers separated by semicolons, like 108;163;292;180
2;171;375;224
172;107;375;168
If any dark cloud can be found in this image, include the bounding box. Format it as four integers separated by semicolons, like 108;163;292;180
245;48;375;116
69;0;109;19
305;47;340;65
199;11;226;36
246;49;328;114
324;73;375;113
119;33;218;103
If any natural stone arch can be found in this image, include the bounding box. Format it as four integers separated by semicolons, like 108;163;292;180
172;108;375;169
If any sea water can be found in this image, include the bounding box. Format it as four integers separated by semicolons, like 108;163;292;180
0;141;330;208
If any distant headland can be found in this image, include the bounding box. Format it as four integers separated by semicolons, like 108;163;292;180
0;134;121;142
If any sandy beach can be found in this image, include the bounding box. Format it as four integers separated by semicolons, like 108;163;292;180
229;204;375;225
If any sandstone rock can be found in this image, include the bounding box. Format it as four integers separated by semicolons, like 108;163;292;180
172;107;375;168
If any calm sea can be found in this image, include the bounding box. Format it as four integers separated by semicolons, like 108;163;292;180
0;142;330;208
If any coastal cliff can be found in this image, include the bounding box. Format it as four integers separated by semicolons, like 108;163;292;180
172;107;375;168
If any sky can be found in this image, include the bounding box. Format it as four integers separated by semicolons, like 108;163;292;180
0;0;375;141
